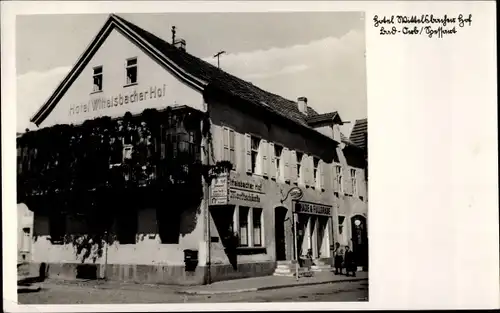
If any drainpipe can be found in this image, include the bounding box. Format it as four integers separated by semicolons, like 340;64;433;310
103;230;109;280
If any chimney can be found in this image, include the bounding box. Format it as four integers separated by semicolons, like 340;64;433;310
174;39;186;51
171;26;186;51
297;97;308;115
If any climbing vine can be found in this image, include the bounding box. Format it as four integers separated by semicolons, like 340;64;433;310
17;107;232;259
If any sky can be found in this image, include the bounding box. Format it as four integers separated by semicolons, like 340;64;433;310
16;12;366;135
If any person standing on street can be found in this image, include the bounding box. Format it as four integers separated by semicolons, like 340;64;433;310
344;246;356;277
333;242;344;275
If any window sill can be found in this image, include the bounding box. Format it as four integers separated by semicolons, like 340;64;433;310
234;246;267;255
90;90;103;95
124;82;138;88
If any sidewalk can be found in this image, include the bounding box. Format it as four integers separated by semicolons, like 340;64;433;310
21;271;367;295
177;271;368;295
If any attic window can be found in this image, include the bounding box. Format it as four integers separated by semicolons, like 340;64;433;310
93;66;103;92
126;58;138;85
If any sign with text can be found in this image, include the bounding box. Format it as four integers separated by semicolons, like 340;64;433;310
68;84;167;117
229;178;264;194
210;174;228;205
229;189;261;203
294;201;332;216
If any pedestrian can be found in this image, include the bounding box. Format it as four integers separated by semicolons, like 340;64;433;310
344;246;356;277
333;242;344;275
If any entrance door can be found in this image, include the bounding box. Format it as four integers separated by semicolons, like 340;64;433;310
274;207;287;261
351;215;368;269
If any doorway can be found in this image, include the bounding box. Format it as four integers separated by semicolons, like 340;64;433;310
351;215;368;269
274;207;288;261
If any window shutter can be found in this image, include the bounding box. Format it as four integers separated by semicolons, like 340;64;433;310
319;161;325;190
357;169;366;199
222;127;229;161
343;166;352;195
283;147;290;182
290;150;297;184
244;133;252;173
261;139;268;177
269;142;276;180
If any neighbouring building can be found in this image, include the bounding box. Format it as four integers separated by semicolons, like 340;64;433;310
17;14;368;285
17;203;34;263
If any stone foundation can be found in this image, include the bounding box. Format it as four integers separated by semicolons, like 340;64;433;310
27;261;277;285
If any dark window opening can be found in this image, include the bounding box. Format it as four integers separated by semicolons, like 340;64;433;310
49;212;66;244
157;209;180;244
116;211;138;244
93;66;103;92
126;58;138;85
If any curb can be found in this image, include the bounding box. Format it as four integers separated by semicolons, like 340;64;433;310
177;277;368;295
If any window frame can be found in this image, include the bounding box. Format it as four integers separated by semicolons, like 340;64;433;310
335;164;343;194
351;168;357;196
125;57;138;86
274;143;283;180
235;206;265;248
295;150;304;185
313;156;320;189
92;66;103;93
250;135;261;174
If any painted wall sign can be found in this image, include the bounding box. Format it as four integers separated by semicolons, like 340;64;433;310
229;178;263;193
294;201;332;216
229;189;261;203
69;84;167;116
210;174;228;205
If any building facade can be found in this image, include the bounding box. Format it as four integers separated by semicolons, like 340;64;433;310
17;14;367;285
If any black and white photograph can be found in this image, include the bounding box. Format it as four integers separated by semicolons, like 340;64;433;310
14;11;368;304
2;1;498;312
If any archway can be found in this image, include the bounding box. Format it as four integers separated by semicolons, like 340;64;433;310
351;215;368;270
274;206;288;261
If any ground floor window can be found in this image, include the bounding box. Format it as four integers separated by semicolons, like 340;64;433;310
234;206;264;248
116;210;138;244
49;212;66;244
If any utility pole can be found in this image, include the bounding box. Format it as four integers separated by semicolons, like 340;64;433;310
213;51;226;68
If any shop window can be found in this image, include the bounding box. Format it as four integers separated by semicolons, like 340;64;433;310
125;57;138;85
250;136;260;174
117;211;138;244
313;157;320;188
157;208;180;244
274;144;283;180
296;152;303;183
239;207;249;246
49;212;66;244
93;66;103;92
223;127;236;169
253;208;263;247
351;168;357;196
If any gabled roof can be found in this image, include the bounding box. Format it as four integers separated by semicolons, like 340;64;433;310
31;14;337;142
306;111;342;125
349;118;367;149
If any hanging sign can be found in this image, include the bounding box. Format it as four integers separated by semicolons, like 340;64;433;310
210;174;228;205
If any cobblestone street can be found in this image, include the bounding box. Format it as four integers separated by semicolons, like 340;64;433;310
18;280;368;304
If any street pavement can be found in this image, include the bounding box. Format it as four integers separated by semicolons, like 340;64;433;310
18;280;368;304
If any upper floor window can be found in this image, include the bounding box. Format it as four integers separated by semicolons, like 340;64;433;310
351;168;357;196
223;127;236;169
126;58;138;85
274;144;283;179
335;164;343;194
250;136;260;174
313;157;320;187
93;66;103;92
296;152;303;182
